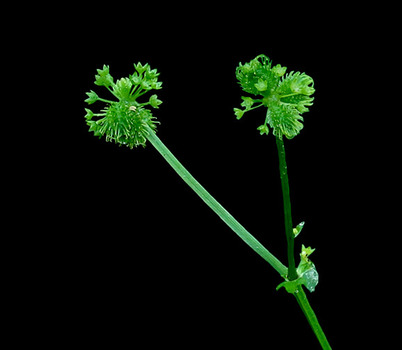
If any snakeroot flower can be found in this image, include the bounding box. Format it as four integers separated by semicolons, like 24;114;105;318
234;54;315;139
84;63;162;148
83;59;330;348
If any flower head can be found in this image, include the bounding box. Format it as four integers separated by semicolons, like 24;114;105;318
84;63;162;148
234;55;315;139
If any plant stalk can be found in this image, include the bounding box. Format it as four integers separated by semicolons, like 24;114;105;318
146;128;331;348
145;127;287;276
275;136;297;280
294;286;332;349
276;137;331;349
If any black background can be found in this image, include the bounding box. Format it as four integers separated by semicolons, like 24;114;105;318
14;4;397;349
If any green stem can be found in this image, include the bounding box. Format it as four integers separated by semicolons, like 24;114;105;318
276;138;331;349
247;103;264;111
98;97;116;104
106;86;119;100
294;286;332;349
130;84;140;96
279;92;300;99
131;88;143;100
132;89;148;100
275;136;297;280
145;128;330;348
145;127;287;276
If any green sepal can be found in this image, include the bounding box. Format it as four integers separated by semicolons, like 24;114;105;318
145;67;160;80
150;81;163;90
94;65;114;88
134;62;148;74
257;124;269;135
84;108;94;121
299;244;315;264
241;96;255;109
140;80;151;90
234;108;245;120
130;72;142;85
85;90;99;104
149;94;162;108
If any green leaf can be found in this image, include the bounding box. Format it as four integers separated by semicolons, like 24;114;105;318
276;278;303;293
149;94;162;108
293;221;305;238
85;91;99;104
94;65;114;88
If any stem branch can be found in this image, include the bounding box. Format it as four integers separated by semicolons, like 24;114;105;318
145;127;287;276
145;129;330;349
98;97;116;104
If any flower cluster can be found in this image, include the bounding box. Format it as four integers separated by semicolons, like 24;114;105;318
234;55;315;139
84;63;162;148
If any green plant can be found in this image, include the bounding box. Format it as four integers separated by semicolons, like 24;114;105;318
84;57;331;349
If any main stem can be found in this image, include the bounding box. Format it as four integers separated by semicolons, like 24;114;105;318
275;136;297;280
145;127;287;276
295;287;332;349
276;137;331;349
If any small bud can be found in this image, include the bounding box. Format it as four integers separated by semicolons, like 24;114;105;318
234;108;245;120
257;124;269;135
85;90;99;104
